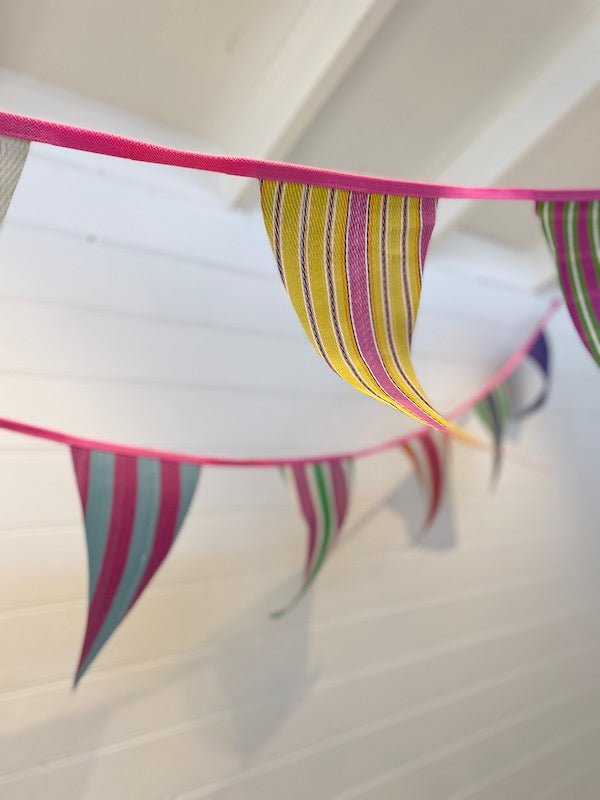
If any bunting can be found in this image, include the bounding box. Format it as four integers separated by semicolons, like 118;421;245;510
475;330;552;483
0;134;29;225
475;384;512;485
71;448;200;683
537;201;600;366
400;431;448;532
260;181;458;435
274;459;353;616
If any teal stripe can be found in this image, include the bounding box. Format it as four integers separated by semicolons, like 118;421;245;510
78;456;161;679
85;451;115;599
175;463;200;536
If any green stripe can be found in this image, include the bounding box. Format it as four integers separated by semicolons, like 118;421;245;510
306;463;332;586
565;203;600;353
475;397;494;431
588;202;600;286
495;384;511;426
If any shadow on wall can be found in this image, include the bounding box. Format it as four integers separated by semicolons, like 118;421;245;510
212;578;314;761
0;576;314;795
344;472;457;552
0;472;460;794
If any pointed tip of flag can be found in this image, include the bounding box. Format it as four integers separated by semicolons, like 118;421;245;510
72;657;88;689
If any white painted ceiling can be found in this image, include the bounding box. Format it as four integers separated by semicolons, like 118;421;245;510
0;0;598;259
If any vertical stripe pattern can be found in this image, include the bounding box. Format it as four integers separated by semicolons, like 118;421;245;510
476;329;552;484
71;448;200;684
537;201;600;366
0;135;29;225
261;181;455;434
274;459;353;616
400;431;447;532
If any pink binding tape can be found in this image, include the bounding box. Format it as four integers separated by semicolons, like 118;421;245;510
0;301;560;467
1;111;598;201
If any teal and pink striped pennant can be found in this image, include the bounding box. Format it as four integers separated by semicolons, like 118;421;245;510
71;448;200;684
537;201;600;366
274;459;353;616
400;431;448;532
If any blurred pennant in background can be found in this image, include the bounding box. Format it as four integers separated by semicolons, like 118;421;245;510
71;448;199;684
475;331;552;485
399;431;449;533
275;459;353;616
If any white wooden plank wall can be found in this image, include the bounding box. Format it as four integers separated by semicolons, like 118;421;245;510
0;141;599;800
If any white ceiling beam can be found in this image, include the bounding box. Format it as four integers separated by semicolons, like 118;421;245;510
433;11;600;239
220;0;398;207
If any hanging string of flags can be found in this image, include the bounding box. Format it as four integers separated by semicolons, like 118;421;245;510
0;109;590;683
0;114;597;396
0;307;554;682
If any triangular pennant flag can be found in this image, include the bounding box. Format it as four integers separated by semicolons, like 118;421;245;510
400;431;448;532
0;135;29;225
477;329;553;483
537;201;600;366
274;459;353;616
261;182;462;437
475;383;513;486
71;448;200;684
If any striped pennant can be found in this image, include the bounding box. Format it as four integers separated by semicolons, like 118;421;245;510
475;383;513;485
400;431;448;532
275;459;353;616
537;201;600;366
71;448;200;684
0;135;29;225
476;330;552;483
261;181;456;435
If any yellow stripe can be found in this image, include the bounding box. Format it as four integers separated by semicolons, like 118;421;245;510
273;183;321;351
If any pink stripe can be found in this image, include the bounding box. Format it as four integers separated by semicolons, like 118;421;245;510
420;434;443;527
577;202;600;317
0;111;597;201
0;301;560;467
291;465;319;575
419;198;437;269
329;461;348;533
345;192;446;430
129;460;181;606
71;447;90;512
77;454;137;669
